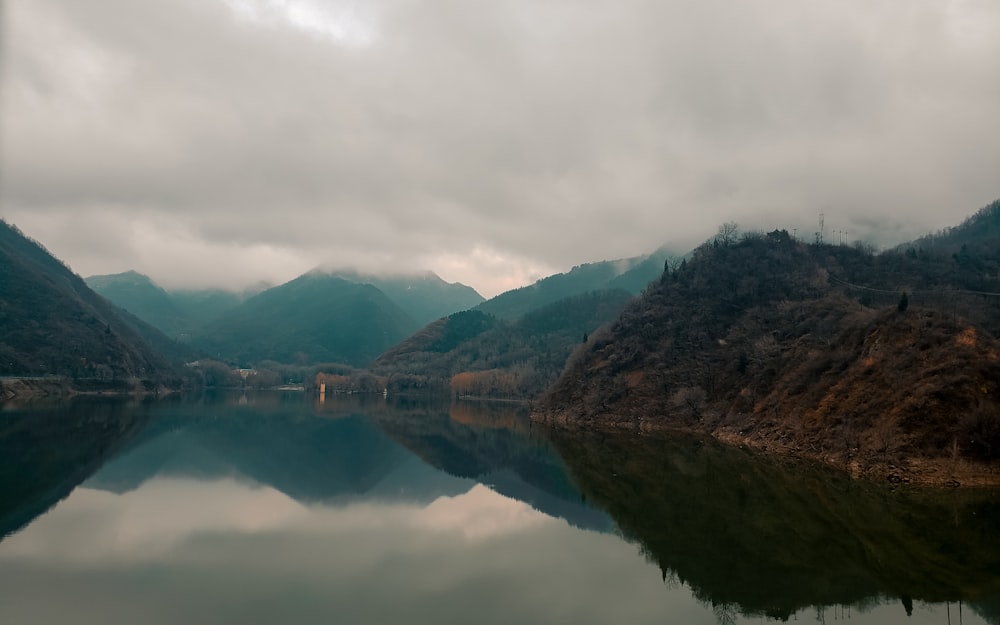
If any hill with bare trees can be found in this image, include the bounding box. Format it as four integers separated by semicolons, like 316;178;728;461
535;203;1000;484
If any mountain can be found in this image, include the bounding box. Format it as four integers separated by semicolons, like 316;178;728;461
370;246;674;397
374;289;634;398
0;220;177;386
537;213;1000;484
899;198;1000;257
326;269;484;326
475;247;671;320
86;271;187;336
86;272;262;339
192;271;420;367
87;267;479;350
168;286;261;330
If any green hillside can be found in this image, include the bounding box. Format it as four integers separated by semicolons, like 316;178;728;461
375;289;634;398
0;220;178;387
168;287;260;330
327;269;484;326
86;272;261;339
475;247;670;320
372;246;675;397
901;199;1000;257
192;271;420;367
86;271;187;337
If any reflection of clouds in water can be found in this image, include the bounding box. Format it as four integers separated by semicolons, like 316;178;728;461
0;480;987;625
0;479;306;563
0;479;697;625
419;484;553;541
0;479;551;564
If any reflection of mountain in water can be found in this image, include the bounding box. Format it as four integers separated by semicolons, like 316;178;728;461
546;427;1000;622
6;392;999;624
86;392;472;504
369;397;614;533
82;392;611;534
3;392;611;542
0;397;151;539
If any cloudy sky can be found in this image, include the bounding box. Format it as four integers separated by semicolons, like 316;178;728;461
2;0;998;297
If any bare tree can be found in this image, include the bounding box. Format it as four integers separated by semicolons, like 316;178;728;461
716;221;739;246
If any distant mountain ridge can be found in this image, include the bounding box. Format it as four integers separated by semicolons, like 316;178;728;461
899;199;1000;256
372;245;675;397
85;272;264;339
86;271;189;337
86;268;485;366
191;272;419;367
322;268;485;326
475;247;671;320
375;289;635;397
168;287;262;331
82;248;668;371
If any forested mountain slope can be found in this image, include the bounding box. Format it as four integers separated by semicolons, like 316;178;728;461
86;271;188;337
536;215;1000;484
89;267;482;358
475;247;670;320
86;272;259;339
370;246;676;398
374;290;635;398
900;199;1000;258
327;269;484;326
192;271;419;367
0;221;177;387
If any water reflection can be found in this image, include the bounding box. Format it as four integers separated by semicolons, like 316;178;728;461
0;396;151;539
88;392;469;505
545;427;1000;623
0;392;997;624
369;397;614;532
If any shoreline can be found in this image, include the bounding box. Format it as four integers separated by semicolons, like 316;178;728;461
0;377;313;404
532;410;1000;489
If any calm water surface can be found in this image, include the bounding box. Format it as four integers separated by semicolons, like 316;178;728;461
0;392;997;625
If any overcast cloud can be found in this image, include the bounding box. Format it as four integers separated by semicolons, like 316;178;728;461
2;0;999;296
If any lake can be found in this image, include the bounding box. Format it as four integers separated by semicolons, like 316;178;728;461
1;391;997;625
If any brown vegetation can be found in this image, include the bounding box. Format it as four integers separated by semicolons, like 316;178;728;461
536;211;1000;485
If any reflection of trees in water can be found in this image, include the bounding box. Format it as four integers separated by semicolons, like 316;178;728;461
544;427;1000;622
156;391;613;532
712;602;738;625
0;397;152;540
372;397;559;480
368;398;614;532
971;596;1000;625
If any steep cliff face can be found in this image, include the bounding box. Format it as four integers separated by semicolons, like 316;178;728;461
535;230;1000;483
